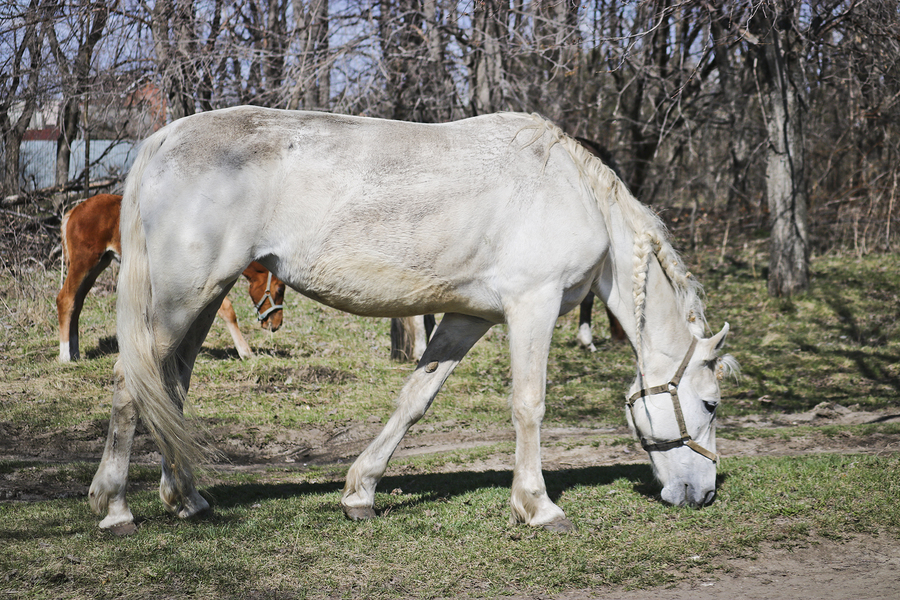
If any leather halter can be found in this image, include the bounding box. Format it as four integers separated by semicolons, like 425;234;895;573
626;337;718;463
254;271;283;322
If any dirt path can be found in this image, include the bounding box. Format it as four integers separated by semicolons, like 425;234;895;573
529;532;900;600
2;403;899;599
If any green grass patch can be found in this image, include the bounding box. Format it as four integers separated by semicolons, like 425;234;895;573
697;252;900;415
1;453;898;598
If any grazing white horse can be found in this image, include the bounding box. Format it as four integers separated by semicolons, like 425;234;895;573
89;107;734;532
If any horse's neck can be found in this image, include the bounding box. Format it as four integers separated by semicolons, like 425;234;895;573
638;257;695;375
601;219;693;378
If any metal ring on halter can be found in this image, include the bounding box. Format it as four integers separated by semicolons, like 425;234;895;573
254;271;284;321
626;338;718;463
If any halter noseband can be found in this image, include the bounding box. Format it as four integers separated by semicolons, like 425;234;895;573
626;337;718;463
254;271;284;322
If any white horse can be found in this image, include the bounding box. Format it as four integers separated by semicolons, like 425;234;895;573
89;107;734;532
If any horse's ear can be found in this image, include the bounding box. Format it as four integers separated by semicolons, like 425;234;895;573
706;323;730;356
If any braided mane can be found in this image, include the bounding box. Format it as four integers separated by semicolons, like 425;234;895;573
520;115;706;374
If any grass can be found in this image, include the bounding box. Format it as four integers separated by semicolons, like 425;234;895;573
3;249;898;437
1;454;898;598
1;246;900;598
696;250;900;415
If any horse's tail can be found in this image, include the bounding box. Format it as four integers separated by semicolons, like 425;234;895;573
116;129;209;485
59;207;72;284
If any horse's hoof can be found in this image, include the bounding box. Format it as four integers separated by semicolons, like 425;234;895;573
541;518;576;533
106;522;138;536
178;505;212;520
343;506;376;521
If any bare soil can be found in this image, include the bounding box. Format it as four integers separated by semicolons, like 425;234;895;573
2;402;899;599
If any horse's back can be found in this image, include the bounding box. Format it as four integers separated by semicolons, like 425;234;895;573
132;108;607;320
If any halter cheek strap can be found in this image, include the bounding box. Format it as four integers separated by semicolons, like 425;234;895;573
626;337;718;463
254;271;284;321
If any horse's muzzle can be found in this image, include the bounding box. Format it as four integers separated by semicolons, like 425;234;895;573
662;482;716;508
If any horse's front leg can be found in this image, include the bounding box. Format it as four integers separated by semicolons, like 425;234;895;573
342;313;492;519
507;297;573;531
216;296;254;360
89;360;137;532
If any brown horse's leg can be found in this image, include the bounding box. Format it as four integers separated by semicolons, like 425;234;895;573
605;306;627;342
216;296;254;359
57;279;78;362
89;360;138;533
58;251;113;361
575;293;626;351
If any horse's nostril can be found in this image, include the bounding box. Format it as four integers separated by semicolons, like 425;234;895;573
702;489;716;506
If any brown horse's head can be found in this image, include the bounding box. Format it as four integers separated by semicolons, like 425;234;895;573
243;261;285;332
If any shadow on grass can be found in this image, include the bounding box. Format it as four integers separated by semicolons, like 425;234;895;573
199;346;294;360
81;335;295;362
203;463;661;515
85;335;118;359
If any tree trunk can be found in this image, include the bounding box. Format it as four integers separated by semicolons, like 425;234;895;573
151;0;197;121
753;2;809;297
55;99;79;186
470;0;507;115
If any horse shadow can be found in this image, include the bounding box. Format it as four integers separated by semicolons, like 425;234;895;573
85;336;118;359
192;347;294;360
201;463;728;518
82;337;293;361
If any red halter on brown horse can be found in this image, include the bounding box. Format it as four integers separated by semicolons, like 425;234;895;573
57;193;285;362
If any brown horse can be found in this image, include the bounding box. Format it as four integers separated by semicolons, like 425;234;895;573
57;193;285;362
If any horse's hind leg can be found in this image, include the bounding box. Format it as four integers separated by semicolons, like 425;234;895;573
89;360;138;531
57;251;113;361
507;294;572;531
157;294;225;519
342;313;492;519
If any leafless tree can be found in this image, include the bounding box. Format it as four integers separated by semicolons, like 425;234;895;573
0;0;44;197
748;1;811;296
287;0;330;110
45;1;114;190
3;0;899;275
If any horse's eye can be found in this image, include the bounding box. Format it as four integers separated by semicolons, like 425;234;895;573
702;401;718;414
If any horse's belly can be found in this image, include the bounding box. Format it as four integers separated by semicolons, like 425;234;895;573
293;254;498;319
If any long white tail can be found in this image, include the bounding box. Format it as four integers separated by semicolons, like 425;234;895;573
115;129;209;487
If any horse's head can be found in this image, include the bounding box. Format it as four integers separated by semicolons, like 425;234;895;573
626;323;736;507
244;262;286;332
